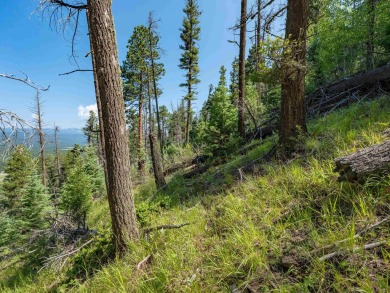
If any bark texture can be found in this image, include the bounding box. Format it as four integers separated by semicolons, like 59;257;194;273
238;0;247;138
138;77;145;178
279;0;309;147
86;8;108;187
334;140;390;182
256;0;262;106
87;0;139;255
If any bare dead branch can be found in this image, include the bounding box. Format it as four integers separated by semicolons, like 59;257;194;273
59;69;93;76
0;73;49;91
312;216;390;255
318;240;387;262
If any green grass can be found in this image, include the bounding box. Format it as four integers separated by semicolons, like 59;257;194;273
1;97;390;292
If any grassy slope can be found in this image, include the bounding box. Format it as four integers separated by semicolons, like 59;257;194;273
1;97;389;292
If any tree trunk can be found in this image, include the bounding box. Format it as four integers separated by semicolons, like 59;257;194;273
54;124;61;190
147;69;166;189
279;0;309;148
36;91;46;187
138;74;145;178
334;140;390;182
238;0;247;138
256;0;262;107
185;87;191;145
87;0;139;255
86;8;108;187
366;0;376;71
147;19;164;153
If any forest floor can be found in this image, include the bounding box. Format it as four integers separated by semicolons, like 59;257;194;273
1;96;389;292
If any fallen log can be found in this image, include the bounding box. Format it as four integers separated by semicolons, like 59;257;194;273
164;155;209;176
246;124;278;141
245;65;390;141
306;64;390;116
334;140;390;182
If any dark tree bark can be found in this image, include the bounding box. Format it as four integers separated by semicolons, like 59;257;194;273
279;0;309;148
256;0;262;107
147;69;166;189
87;0;139;255
86;8;108;187
334;140;390;182
238;0;247;138
138;74;145;177
366;0;376;71
147;16;164;156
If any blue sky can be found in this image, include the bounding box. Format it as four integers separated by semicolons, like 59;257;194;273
0;0;259;129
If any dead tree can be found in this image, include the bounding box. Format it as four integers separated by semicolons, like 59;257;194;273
33;91;47;186
0;73;48;158
334;140;390;182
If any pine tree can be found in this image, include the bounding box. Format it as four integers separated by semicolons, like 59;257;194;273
179;0;201;145
1;146;33;213
87;0;140;254
60;161;92;228
201;66;238;155
122;25;149;177
83;110;99;146
18;174;51;232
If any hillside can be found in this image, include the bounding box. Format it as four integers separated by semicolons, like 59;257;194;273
1;96;389;292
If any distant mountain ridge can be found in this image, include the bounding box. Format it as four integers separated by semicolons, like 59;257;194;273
1;128;87;154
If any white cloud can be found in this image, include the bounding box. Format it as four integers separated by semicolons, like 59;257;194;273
31;113;39;120
78;104;98;119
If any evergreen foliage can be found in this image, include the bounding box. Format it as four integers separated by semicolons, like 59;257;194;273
197;66;238;155
1;146;33;212
60;161;92;228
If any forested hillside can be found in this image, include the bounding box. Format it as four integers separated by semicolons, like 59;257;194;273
0;0;389;292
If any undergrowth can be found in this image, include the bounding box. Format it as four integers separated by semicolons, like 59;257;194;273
1;97;389;292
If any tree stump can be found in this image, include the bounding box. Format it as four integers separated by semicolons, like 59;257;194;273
334;140;390;182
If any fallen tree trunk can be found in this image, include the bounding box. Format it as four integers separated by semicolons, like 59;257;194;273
306;64;390;116
334;140;390;182
246;64;390;140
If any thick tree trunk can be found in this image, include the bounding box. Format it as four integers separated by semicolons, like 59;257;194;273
87;0;139;255
86;8;108;186
334;140;390;182
238;0;247;138
279;0;309;147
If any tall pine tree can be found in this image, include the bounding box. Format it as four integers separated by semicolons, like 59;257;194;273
179;0;201;145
